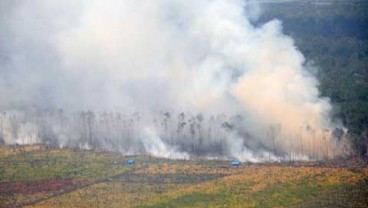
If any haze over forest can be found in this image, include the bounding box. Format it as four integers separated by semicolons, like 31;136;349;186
0;0;366;161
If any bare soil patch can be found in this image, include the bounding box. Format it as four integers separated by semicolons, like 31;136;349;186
0;179;88;196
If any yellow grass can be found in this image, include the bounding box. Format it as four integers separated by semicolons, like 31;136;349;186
30;165;368;208
3;145;366;208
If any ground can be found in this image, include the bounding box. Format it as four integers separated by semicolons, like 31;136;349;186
0;145;367;208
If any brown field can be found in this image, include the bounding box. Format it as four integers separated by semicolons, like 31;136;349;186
0;145;367;208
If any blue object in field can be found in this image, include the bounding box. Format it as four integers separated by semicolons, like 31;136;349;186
231;160;240;167
125;159;135;165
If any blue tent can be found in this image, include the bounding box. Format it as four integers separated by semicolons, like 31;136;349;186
125;159;135;165
231;160;240;167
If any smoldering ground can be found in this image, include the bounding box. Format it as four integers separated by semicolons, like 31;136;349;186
0;0;347;161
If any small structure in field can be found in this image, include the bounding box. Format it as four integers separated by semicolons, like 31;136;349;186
125;159;135;165
231;160;240;167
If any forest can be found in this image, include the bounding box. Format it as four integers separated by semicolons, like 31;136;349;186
1;1;367;207
256;0;368;158
0;0;366;160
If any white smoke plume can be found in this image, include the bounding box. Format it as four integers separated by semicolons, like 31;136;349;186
0;0;347;161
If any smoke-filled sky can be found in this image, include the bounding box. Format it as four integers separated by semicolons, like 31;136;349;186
0;0;345;161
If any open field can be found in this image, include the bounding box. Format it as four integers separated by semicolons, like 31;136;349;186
0;145;367;208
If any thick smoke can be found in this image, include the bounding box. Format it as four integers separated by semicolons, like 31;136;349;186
0;0;347;161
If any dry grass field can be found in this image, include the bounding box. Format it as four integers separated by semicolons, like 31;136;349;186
0;145;367;208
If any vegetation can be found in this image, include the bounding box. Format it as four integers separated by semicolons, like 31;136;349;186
0;146;129;182
256;1;368;157
0;145;134;207
1;1;365;159
32;150;368;207
1;145;366;207
1;1;368;208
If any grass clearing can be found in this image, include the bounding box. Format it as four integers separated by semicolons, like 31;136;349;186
0;145;367;208
0;146;129;182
